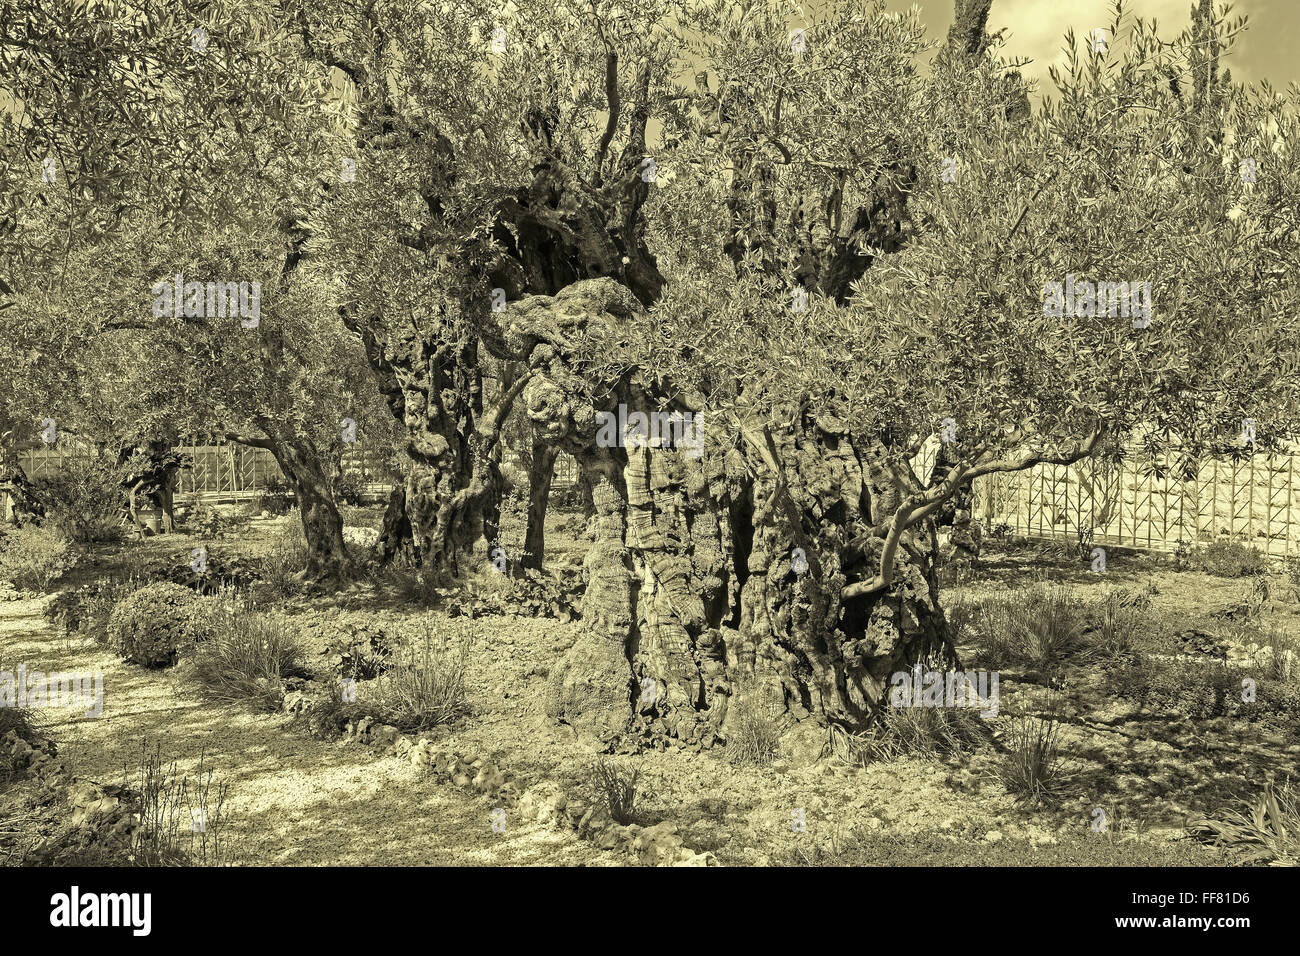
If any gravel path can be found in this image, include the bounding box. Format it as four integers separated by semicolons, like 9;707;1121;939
1;595;601;866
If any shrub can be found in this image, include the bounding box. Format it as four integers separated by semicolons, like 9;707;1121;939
0;525;74;591
589;758;642;825
995;713;1069;805
43;578;142;642
368;617;470;731
186;606;307;711
34;455;125;543
1189;780;1300;866
1105;655;1244;719
106;582;204;667
333;472;364;506
299;691;366;740
1282;555;1300;602
320;623;392;680
255;476;295;515
186;503;225;538
725;689;782;766
0;708;44;783
1176;539;1269;577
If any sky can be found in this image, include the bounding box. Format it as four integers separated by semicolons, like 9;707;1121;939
884;0;1296;91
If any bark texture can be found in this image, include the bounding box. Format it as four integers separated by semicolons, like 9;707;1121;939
491;280;950;743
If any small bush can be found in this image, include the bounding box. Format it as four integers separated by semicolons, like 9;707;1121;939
299;691;366;740
320;623;392;680
995;713;1069;805
255;476;295;515
186;606;308;711
1281;555;1300;602
106;582;204;668
1189;780;1300;866
0;708;45;783
1176;539;1269;578
43;577;144;643
333;472;364;507
726;689;781;766
368;618;470;731
1105;655;1245;719
34;455;125;543
185;503;226;538
589;758;642;825
0;525;74;591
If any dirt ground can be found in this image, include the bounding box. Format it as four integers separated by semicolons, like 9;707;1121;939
4;504;1296;866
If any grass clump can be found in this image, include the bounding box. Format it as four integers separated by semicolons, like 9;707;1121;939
855;702;994;762
589;758;642;825
725;688;781;766
186;604;308;711
1189;780;1300;866
972;581;1085;671
995;712;1069;805
368;617;471;732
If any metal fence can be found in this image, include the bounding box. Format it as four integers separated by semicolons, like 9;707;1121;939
24;437;1290;555
908;437;1300;558
18;443;579;501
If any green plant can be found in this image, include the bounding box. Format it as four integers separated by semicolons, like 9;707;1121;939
1260;627;1299;683
43;576;144;643
186;503;225;538
996;713;1068;805
333;471;364;506
974;582;1085;670
105;581;204;668
185;606;308;710
320;623;392;680
1281;555;1300;602
34;455;125;543
259;520;308;598
130;741;233;866
0;524;74;591
368;618;471;731
725;688;782;766
1177;539;1269;578
1106;654;1245;719
0;708;46;783
255;476;295;515
298;690;366;740
590;758;642;825
855;701;993;762
1189;780;1300;866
